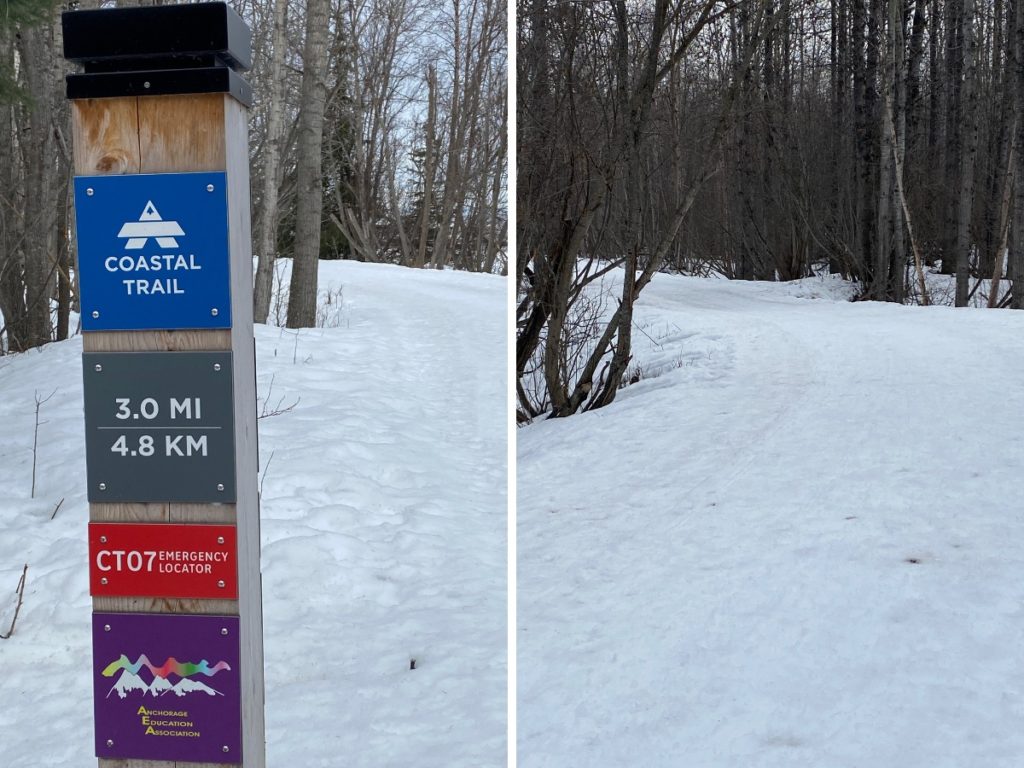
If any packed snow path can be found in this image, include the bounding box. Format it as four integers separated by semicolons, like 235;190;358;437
519;274;1024;767
0;261;506;768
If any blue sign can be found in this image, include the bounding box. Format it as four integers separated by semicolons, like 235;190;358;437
74;172;231;331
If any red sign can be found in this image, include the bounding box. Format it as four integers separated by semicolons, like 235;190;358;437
89;523;237;599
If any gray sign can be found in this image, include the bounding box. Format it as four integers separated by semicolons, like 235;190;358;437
83;352;236;503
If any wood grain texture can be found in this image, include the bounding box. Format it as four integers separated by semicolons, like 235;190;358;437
72;98;141;176
93;597;238;615
83;330;231;353
90;503;237;524
138;94;226;173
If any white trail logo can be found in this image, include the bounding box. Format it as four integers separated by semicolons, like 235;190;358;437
117;201;185;250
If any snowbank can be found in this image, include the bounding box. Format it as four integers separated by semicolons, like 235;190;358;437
0;260;507;767
519;271;1024;767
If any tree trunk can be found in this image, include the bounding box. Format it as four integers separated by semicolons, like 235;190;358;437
956;0;979;306
253;0;288;324
943;0;963;275
988;116;1015;307
387;145;413;265
286;0;331;328
876;0;896;300
929;0;942;158
0;94;27;352
891;0;909;302
416;65;437;269
853;0;877;285
1011;0;1024;307
56;173;71;341
430;0;465;270
483;96;508;274
17;22;58;349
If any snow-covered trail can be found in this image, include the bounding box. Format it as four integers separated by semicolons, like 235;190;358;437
0;261;506;768
518;274;1024;767
258;264;508;766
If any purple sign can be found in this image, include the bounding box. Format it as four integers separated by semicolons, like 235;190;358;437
92;613;241;763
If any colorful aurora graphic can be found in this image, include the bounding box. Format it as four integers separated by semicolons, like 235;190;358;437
102;654;231;699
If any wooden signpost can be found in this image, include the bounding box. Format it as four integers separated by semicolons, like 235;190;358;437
63;3;265;766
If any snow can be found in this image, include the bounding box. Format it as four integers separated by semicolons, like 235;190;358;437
919;269;1013;307
518;270;1024;767
0;260;507;767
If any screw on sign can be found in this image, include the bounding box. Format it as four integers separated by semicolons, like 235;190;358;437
73;172;232;331
92;613;242;763
82;352;236;503
89;524;238;599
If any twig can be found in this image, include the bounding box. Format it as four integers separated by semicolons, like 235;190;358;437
49;497;64;521
31;389;57;498
258;375;300;419
0;564;28;640
259;450;275;498
258;397;300;419
631;319;665;349
260;374;277;410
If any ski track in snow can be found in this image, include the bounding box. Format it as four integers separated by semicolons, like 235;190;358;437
519;272;1024;768
0;261;507;768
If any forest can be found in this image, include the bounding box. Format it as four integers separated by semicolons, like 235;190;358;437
517;0;1024;419
0;0;507;352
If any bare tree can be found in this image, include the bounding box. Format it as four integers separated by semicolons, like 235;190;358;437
0;0;506;350
253;0;289;324
956;0;980;306
1013;0;1024;307
416;64;438;268
286;0;331;328
518;0;770;418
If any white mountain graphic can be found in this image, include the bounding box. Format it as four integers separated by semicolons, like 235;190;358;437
166;678;222;697
106;669;221;699
108;670;152;699
117;201;185;250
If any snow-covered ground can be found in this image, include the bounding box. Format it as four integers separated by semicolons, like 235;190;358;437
0;260;507;767
518;271;1024;767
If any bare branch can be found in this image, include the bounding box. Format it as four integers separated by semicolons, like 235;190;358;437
31;389;57;499
0;565;28;640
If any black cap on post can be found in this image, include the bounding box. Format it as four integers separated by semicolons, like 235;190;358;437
62;2;253;106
